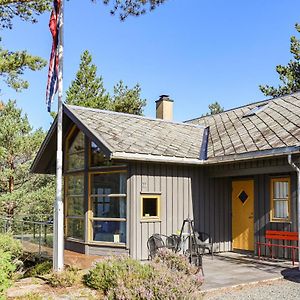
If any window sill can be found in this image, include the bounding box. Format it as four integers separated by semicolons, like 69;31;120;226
65;237;84;243
140;218;161;223
270;219;292;224
65;238;127;248
87;241;126;248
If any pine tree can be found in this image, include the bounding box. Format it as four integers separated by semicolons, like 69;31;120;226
0;100;54;217
65;50;147;115
111;80;146;115
65;50;110;109
259;23;300;97
205;101;224;115
103;0;167;20
0;0;50;91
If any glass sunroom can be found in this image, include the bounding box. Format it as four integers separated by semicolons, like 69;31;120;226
64;126;128;253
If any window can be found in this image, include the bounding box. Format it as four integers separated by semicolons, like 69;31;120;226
141;195;160;220
243;103;268;118
90;142;114;167
270;177;290;222
65;174;85;240
90;171;127;244
65;126;86;240
66;128;85;171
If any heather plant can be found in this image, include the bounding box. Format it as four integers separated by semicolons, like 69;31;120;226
153;248;198;275
84;254;202;299
84;256;153;295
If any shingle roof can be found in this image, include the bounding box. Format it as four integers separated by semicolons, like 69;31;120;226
66;105;205;160
185;92;300;161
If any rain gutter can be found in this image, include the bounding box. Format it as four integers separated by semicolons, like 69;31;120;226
288;154;300;271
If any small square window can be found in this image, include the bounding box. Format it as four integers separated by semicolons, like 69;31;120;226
141;195;160;220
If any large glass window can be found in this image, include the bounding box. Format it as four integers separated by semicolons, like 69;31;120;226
66;174;84;240
90;172;127;244
90;142;112;167
270;177;290;222
66;128;85;171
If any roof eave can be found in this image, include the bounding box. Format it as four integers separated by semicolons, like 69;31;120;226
111;152;205;165
30;116;58;173
204;145;300;165
63;105;113;158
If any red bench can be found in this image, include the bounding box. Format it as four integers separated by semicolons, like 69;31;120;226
256;230;299;265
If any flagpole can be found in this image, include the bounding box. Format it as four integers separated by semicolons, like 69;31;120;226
54;0;64;272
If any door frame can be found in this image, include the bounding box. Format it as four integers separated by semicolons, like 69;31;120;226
231;178;255;251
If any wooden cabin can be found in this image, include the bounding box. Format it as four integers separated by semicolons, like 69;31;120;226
31;93;300;260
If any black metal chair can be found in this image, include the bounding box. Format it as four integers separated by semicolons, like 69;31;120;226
147;234;166;260
195;231;214;259
166;234;181;252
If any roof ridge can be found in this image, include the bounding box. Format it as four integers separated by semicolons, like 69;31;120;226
65;104;206;129
184;91;300;123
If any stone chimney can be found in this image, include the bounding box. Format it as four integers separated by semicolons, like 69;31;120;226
155;95;174;121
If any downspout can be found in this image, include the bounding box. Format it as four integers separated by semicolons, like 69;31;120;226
288;154;300;271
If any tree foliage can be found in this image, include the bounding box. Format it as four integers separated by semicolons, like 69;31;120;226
259;23;300;97
0;101;54;217
0;0;50;91
66;50;110;109
111;80;146;115
0;47;46;91
0;0;51;29
205;101;224;115
102;0;167;20
66;50;146;115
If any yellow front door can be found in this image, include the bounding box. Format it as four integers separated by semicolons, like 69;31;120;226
232;180;254;251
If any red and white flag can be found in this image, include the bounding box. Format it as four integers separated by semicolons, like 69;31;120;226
46;0;61;112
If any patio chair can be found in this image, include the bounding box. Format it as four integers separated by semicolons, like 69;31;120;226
195;231;214;259
147;233;166;260
166;234;181;252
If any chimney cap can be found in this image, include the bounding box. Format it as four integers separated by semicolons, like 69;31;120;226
156;94;174;103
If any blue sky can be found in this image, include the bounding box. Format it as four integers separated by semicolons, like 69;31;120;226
1;0;300;130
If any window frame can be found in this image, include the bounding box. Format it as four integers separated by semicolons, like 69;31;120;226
88;170;127;245
64;125;86;242
65;126;85;173
141;194;161;222
65;172;85;241
270;177;291;223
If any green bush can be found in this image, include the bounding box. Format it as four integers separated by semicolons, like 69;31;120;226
0;250;16;300
24;260;52;278
84;256;153;295
84;254;202;300
0;233;23;260
48;266;81;287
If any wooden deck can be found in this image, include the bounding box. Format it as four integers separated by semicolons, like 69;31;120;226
22;240;102;269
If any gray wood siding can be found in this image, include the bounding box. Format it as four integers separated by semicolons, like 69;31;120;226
206;156;298;259
254;172;298;258
128;163;233;260
128;163;195;260
80;156;298;261
193;175;232;253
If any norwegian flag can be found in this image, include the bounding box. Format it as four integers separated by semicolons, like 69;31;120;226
46;0;61;112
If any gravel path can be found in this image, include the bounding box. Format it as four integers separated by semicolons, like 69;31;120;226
203;279;300;300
